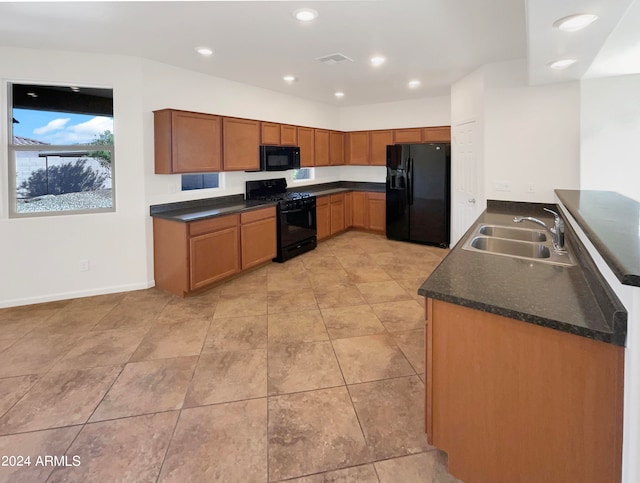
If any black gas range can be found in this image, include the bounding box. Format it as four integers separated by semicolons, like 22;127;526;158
246;178;317;262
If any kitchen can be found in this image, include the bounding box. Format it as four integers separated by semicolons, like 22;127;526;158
0;1;639;482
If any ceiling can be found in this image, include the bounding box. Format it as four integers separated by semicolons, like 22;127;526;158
0;1;636;107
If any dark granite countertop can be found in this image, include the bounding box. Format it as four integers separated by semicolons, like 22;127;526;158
418;200;627;346
149;181;385;223
556;190;640;287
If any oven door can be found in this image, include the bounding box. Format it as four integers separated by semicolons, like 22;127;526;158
279;202;316;248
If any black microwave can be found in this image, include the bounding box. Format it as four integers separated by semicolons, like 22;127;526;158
260;145;301;171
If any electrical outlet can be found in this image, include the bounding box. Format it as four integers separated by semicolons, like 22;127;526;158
168;183;178;194
494;181;511;192
79;259;90;272
527;183;535;193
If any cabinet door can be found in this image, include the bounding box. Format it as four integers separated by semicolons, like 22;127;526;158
422;126;451;143
241;218;276;270
344;191;353;228
281;125;298;146
223;117;260;171
261;122;281;145
329;131;344;166
352;192;367;228
366;192;386;233
316;196;331;240
346;131;370;165
315;129;330;166
189;225;240;290
154;110;222;174
298;127;315;167
393;128;422;144
370;130;393;166
330;194;346;235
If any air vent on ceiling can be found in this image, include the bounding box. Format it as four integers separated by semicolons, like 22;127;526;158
315;53;354;65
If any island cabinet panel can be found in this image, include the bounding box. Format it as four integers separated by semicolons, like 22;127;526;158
422;126;451;143
260;122;281;145
316;196;331;240
427;299;624;483
329;131;344;166
153;218;189;296
314;129;330;166
154;109;222;174
351;192;367;229
345;131;370;165
370;130;393;166
366;192;386;233
222;117;260;171
240;207;277;270
280;124;298;146
298;127;315;167
330;194;346;235
393;128;422;144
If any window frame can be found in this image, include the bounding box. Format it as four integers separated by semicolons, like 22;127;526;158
7;81;116;218
291;167;315;183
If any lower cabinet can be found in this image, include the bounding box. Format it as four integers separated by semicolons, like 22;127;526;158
153;207;276;296
330;194;346;235
352;192;367;228
425;298;624;483
366;192;385;233
316;196;331;241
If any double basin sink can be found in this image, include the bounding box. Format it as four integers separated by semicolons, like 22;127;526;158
462;223;576;266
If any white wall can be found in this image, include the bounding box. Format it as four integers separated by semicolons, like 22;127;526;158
0;47;150;308
580;74;640;202
483;60;580;203
338;96;451;131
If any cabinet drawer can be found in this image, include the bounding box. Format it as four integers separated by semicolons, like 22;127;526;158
317;195;330;206
189;214;239;237
240;206;276;224
330;193;345;203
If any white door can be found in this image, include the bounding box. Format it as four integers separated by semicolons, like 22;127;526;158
451;119;481;245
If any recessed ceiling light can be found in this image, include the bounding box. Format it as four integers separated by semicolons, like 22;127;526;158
408;80;421;88
334;92;345;98
548;58;577;70
283;75;296;83
195;46;214;56
293;8;318;22
553;13;598;32
370;56;386;66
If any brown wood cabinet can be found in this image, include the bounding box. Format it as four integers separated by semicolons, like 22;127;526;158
240;207;277;270
351;192;367;229
422;126;451;142
222;117;260;171
330;194;346;235
426;299;624;483
329;131;344;166
366;192;386;233
314;129;330;166
316;196;331;240
393;128;422;143
344;192;353;228
190;221;240;290
260;122;281;145
298;127;315;167
345;131;370;165
370;130;393;166
281;125;297;146
154;109;222;174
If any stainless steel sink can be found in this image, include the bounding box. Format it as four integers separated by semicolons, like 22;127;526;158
462;222;576;266
469;236;551;259
478;225;546;242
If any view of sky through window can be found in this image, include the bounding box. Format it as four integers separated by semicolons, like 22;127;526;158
12;108;113;145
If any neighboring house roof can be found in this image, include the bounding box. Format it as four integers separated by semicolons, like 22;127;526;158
13;136;49;145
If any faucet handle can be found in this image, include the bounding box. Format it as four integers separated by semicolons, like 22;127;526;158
543;207;560;220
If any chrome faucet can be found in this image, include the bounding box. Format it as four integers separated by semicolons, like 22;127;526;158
513;208;566;253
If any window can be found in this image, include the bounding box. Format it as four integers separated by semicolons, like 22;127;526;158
181;173;220;191
9;83;114;216
292;168;313;181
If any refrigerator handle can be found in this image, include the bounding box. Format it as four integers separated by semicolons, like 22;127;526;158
407;157;413;206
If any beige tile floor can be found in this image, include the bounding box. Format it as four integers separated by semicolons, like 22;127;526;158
0;231;463;483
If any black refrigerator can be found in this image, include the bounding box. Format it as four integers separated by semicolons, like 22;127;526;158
386;143;451;248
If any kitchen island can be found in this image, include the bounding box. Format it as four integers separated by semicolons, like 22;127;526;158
418;200;627;483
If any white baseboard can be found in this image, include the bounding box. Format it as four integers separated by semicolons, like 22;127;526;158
0;280;156;309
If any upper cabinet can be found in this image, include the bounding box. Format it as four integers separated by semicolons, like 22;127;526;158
223;117;260;171
345;131;370;165
314;129;330;166
281;125;298;146
298;127;315;167
393;128;422;143
370;130;393;166
261;122;298;146
154;109;222;174
423;126;451;142
329;131;344;166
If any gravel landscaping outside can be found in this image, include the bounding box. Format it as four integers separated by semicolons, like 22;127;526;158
16;190;113;213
